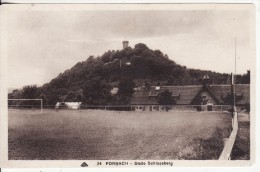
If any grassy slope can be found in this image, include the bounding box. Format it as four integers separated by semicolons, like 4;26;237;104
231;112;250;160
9;109;232;160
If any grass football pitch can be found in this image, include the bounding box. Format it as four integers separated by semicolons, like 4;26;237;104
8;109;232;160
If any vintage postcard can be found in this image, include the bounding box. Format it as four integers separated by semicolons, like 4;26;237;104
0;3;256;168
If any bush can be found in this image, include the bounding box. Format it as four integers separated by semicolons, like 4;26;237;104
196;105;202;111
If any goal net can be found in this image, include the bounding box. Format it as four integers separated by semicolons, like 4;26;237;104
8;99;43;111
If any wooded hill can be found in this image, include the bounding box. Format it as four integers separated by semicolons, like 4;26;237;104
8;43;250;106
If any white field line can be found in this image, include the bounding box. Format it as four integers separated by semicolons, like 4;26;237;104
219;110;238;160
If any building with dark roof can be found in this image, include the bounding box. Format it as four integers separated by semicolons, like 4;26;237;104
130;84;250;111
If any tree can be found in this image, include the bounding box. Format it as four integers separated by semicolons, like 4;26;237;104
157;90;176;105
134;43;149;50
117;78;135;104
8;89;22;99
40;93;47;105
241;70;250;84
82;77;112;105
22;85;38;99
18;85;40;107
156;90;176;111
221;93;243;105
65;91;77;101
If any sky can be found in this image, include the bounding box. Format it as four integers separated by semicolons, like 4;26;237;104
4;4;255;88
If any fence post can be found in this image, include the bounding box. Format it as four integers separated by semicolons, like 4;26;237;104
41;99;43;113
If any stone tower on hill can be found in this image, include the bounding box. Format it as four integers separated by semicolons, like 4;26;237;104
122;41;129;49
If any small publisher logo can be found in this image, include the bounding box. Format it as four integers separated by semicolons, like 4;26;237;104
81;162;88;167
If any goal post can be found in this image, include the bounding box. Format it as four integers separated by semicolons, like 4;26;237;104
8;99;43;112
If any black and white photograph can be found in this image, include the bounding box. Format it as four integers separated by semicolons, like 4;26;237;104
0;3;256;168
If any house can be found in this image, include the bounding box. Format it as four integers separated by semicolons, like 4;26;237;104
55;102;82;110
130;84;250;112
110;87;119;95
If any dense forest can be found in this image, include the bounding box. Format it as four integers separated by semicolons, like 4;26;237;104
8;43;250;106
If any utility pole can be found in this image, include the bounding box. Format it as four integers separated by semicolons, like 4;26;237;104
234;37;237;108
231;73;235;108
230;38;237;115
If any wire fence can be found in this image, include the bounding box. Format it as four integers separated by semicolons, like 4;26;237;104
8;104;233;112
129;105;232;112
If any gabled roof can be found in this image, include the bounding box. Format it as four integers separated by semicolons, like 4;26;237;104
131;85;202;105
190;85;220;105
130;84;250;105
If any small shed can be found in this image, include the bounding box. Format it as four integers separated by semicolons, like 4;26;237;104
55;102;82;110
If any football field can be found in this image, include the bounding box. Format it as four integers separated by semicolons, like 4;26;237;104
8;109;232;160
